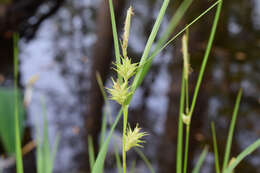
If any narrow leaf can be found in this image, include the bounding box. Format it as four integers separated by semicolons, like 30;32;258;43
211;122;221;173
192;146;209;173
224;139;260;173
222;89;243;171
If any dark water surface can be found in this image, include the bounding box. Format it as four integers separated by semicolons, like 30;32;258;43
19;0;259;172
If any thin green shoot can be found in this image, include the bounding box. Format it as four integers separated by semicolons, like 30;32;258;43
176;68;186;173
222;89;243;171
36;98;60;173
114;143;122;173
224;139;260;173
131;0;170;92
88;136;95;172
135;148;155;173
91;109;122;173
122;105;129;173
96;72;122;173
154;0;194;52
183;126;190;173
13;32;24;173
130;160;136;173
191;146;208;173
189;0;222;118
134;0;222;89
183;30;190;173
108;0;122;82
211;122;221;173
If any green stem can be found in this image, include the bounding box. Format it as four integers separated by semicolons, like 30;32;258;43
189;0;222;118
176;68;186;173
13;33;24;173
185;78;189;114
122;105;129;173
183;125;190;173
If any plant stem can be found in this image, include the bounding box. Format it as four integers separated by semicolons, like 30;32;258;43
122;105;129;173
176;68;185;173
13;33;24;173
183;125;190;173
189;0;222;118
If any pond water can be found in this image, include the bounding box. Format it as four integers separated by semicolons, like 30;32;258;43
19;0;259;172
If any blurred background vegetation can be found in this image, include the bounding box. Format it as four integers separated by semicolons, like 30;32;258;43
0;0;259;173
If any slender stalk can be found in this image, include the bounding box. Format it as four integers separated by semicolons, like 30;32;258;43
183;125;190;173
13;33;24;173
222;89;243;171
185;79;189;113
108;0;122;82
131;0;169;91
189;0;223;118
211;122;221;173
176;68;186;173
122;105;129;173
135;0;221;89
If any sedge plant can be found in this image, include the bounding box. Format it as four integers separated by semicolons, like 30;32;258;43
90;0;260;172
106;6;148;173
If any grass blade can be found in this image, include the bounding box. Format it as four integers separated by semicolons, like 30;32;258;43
131;0;170;91
134;0;221;90
114;143;122;173
130;160;136;173
192;146;208;173
222;89;243;171
154;0;193;52
108;0;121;81
49;134;60;173
91;109;123;173
211;122;221;173
135;148;155;173
223;139;260;173
13;32;24;173
189;0;223;118
88;135;95;172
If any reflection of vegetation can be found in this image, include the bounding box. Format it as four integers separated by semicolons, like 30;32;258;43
0;87;25;155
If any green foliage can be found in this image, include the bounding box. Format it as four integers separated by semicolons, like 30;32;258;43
192;147;208;173
0;87;25;155
222;89;243;171
36;100;59;173
13;32;24;173
88;136;95;172
211;122;221;173
135;148;155;173
224;139;260;173
91;109;122;173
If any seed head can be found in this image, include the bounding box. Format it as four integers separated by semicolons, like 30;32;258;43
113;57;138;81
182;34;191;80
124;124;148;152
107;78;131;105
122;6;134;58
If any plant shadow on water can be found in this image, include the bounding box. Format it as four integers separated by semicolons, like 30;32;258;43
8;0;259;172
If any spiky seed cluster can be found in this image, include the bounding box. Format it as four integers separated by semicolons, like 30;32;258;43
124;124;148;152
107;6;137;105
107;79;131;105
114;57;138;81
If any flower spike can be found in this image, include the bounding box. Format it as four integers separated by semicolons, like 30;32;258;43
124;124;148;152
